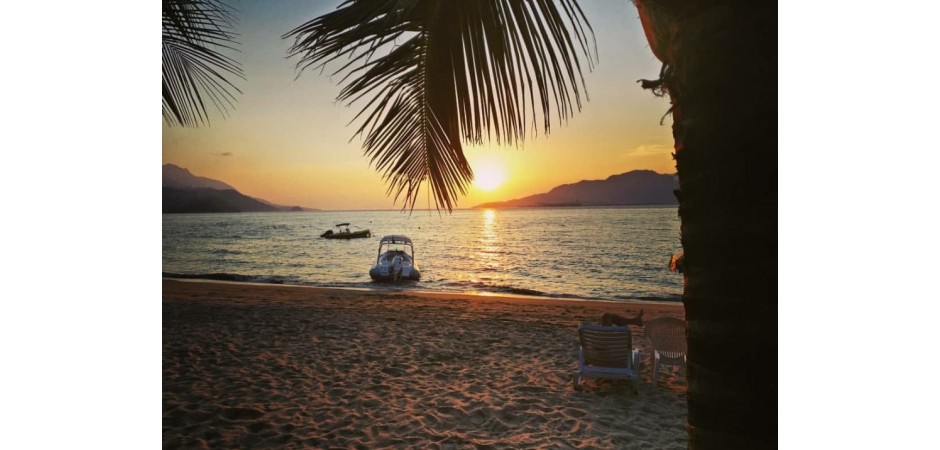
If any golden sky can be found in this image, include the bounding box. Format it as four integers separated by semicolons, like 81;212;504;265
162;0;674;210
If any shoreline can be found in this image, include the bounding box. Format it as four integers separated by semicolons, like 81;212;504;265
164;279;687;448
162;276;684;307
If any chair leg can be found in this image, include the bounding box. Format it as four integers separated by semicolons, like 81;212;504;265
652;353;660;387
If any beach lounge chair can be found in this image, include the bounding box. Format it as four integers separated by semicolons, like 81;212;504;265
574;324;641;393
644;317;687;387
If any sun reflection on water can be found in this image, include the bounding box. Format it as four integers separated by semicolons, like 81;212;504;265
478;209;501;273
483;209;495;224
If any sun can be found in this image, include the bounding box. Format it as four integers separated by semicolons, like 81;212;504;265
472;161;507;191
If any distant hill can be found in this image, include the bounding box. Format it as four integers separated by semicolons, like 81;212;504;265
163;164;235;190
163;187;285;213
162;164;315;213
473;170;678;208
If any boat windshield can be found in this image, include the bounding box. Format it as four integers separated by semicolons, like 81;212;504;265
379;242;413;257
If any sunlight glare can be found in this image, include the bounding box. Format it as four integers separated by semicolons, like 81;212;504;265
473;161;507;191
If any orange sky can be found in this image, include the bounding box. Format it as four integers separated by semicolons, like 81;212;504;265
162;0;674;210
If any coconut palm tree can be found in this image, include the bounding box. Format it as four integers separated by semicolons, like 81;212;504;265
634;1;777;448
162;0;243;127
283;0;596;211
160;0;777;445
286;1;777;448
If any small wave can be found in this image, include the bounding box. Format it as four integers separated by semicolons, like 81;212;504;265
210;249;242;255
613;293;681;303
162;272;286;284
438;280;546;297
488;285;546;297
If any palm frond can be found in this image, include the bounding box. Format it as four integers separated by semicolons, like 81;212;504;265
285;0;595;211
162;0;244;127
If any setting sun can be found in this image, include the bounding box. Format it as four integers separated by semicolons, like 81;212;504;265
472;161;507;191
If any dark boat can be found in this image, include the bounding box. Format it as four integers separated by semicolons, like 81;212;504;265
321;223;371;239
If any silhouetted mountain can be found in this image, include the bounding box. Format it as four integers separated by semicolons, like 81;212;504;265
473;170;678;208
163;187;283;213
163;164;235;190
253;197;308;212
162;164;317;213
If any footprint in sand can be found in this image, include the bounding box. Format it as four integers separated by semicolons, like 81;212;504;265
382;366;406;377
220;406;265;421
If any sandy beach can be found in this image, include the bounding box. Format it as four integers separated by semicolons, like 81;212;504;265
163;279;688;448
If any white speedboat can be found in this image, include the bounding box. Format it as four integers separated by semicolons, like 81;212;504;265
369;235;421;282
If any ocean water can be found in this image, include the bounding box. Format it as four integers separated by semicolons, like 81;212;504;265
163;206;682;302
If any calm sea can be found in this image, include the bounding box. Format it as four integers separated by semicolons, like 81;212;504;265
162;206;682;302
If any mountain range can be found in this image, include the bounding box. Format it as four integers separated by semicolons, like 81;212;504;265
163;165;675;212
472;170;677;208
162;164;315;213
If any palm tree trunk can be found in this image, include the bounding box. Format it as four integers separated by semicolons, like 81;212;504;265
634;1;777;448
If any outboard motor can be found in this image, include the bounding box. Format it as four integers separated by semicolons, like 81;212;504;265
390;255;403;281
321;229;333;237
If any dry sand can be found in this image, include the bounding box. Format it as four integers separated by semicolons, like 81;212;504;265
163;279;688;449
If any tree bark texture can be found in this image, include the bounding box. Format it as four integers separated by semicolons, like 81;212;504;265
634;1;777;448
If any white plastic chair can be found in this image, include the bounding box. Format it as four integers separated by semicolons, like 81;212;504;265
644;317;687;387
574;325;640;393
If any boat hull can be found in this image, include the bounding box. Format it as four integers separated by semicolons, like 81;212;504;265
369;265;421;282
321;230;371;239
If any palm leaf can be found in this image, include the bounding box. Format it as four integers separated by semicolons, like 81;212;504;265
162;0;244;127
285;0;595;211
